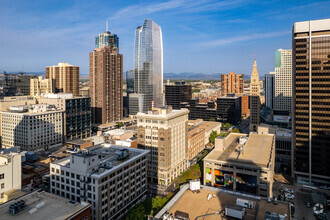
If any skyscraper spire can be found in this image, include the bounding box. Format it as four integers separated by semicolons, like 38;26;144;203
249;58;261;132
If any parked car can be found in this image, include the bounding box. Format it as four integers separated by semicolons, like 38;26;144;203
284;188;294;194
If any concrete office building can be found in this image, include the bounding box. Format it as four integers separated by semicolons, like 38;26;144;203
137;107;189;194
221;72;244;96
249;60;261;132
39;93;91;141
0;73;37;97
165;82;192;109
30;76;55;96
258;124;292;174
50;144;148;220
203;131;275;198
188;119;222;145
134;19;164;113
180;99;217;121
90;29;123;124
265;72;275;110
216;94;241;124
1;104;64;151
0;191;91;220
46;63;79;96
0;150;21;204
274;49;292;111
292;18;330;186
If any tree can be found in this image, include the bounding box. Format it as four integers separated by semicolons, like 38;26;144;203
125;203;146;220
224;123;231;129
117;122;124;127
209;118;216;122
209;130;219;143
232;128;240;133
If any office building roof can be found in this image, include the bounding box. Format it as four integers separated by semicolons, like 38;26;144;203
0;191;90;220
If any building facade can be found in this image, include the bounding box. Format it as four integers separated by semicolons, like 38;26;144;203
221;72;244;96
30;76;55;96
0;73;36;97
0;151;21;203
46;63;79;96
89;30;123;124
216;95;241;124
265;72;275;110
292;19;330;186
134;19;164;113
1;104;64;151
188;127;205;161
126;70;134;92
180;99;217;121
50;145;148;220
39;93;92;141
249;60;261;132
165;82;192;109
136;107;189;194
274;49;292;111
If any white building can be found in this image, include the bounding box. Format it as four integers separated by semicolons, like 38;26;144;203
50;144;149;220
1;104;64;151
0;150;21;203
265;72;275;110
136;106;189;194
274;49;292;111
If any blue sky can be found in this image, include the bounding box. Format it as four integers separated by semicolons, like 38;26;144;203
1;0;330;76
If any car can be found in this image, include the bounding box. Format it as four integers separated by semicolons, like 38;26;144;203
285;193;294;200
284;188;294;194
305;201;311;208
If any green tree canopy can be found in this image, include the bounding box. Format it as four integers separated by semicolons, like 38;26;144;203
224;123;231;129
209;130;219;143
232;128;240;133
117;122;124;127
125;203;146;220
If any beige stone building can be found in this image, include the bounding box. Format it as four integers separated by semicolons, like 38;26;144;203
137;106;189;194
46;63;79;96
30;76;55;96
1;104;64;151
0;150;21;204
203;130;275;198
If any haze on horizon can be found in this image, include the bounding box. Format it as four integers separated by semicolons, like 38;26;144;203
1;0;330;76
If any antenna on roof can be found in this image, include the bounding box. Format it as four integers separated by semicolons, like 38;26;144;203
106;20;109;32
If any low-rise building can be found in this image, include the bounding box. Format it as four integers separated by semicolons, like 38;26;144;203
50;144;149;220
0;191;91;220
104;129;134;141
1;104;64;151
39;93;92;141
203;131;275;198
188;127;205;161
188;119;221;145
0;150;21;204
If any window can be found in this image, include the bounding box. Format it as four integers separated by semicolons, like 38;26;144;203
0;174;4;179
1;183;4;189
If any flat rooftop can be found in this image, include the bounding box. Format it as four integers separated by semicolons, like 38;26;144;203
165;187;290;220
198;121;221;132
205;133;275;168
53;144;149;177
0;191;90;220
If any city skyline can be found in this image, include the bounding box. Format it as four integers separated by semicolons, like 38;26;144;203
1;0;330;76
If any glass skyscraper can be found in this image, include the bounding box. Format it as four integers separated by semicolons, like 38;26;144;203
133;19;163;113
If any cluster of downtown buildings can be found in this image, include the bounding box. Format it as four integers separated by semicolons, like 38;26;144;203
0;17;329;220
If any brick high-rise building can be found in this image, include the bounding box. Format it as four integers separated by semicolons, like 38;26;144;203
292;18;330;185
221;72;244;96
249;60;261;132
89;29;123;124
46;63;79;96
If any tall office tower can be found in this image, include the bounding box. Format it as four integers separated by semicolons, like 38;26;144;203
134;19;163;113
221;72;244;96
30;76;55;96
165;82;192;109
274;49;292;111
217;94;242;124
292;19;330;185
137;106;189;194
249;60;261;132
126;70;134;92
265;72;275;109
46;63;79;96
89;29;123;124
